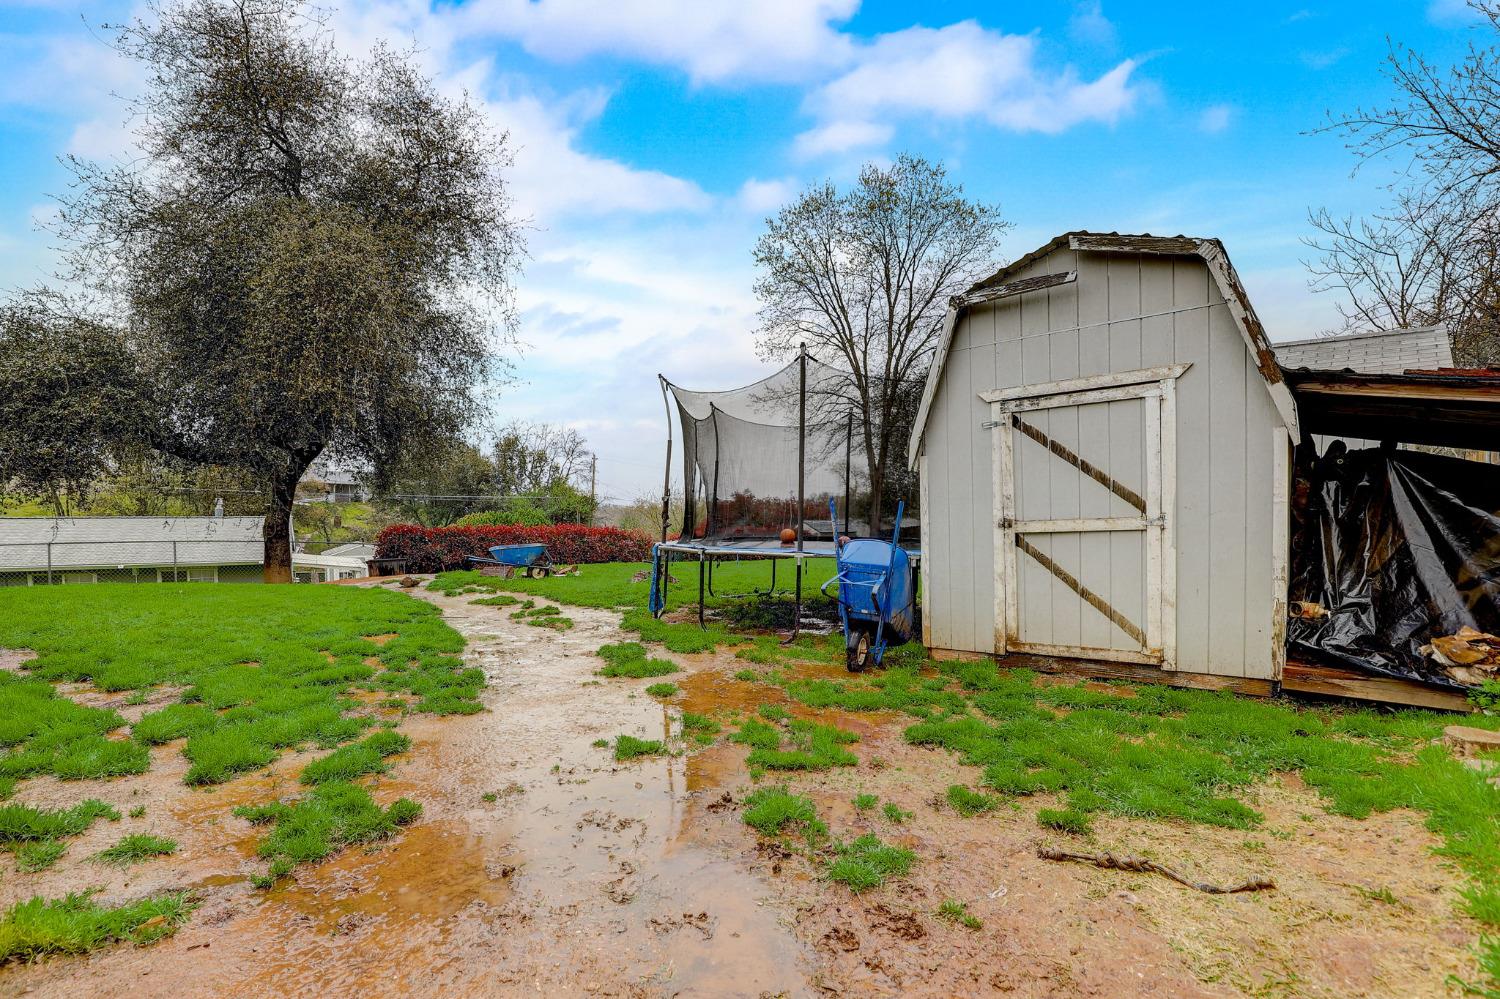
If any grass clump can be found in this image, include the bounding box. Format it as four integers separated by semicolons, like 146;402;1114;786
469;594;521;607
235;781;421;885
732;717;859;771
93;834;178;868
826;834;914;892
0;890;194;962
947;785;1000;817
1037;807;1092;836
14;840;66;873
853;793;879;811
937;898;982;930
644;682;679;698
613;735;666;761
742;786;827;842
596;642;679;679
299;730;411;785
882;802;911;824
0;800;119;842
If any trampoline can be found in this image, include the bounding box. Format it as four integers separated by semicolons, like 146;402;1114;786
649;347;919;636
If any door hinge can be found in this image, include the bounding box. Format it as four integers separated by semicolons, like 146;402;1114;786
981;420;1002;430
998;516;1014;529
1148;514;1167;528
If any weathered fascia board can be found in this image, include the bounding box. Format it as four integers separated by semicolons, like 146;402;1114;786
1067;234;1200;256
952;270;1076;309
979;364;1190;405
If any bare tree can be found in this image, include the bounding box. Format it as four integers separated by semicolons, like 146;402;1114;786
1312;1;1500;363
753;154;1009;531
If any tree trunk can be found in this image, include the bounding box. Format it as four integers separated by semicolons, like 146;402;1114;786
868;460;885;538
263;471;299;583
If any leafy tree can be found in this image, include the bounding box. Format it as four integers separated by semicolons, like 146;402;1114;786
0;0;521;579
752;154;1008;532
1311;0;1500;363
380;442;500;527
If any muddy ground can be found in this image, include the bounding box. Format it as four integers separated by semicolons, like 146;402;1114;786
0;582;1483;998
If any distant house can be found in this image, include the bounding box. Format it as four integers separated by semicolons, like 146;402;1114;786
0;517;368;585
301;454;370;502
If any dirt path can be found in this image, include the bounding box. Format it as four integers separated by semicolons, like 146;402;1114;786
2;583;1485;998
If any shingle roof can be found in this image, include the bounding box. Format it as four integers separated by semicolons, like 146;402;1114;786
0;517;264;570
1273;325;1453;376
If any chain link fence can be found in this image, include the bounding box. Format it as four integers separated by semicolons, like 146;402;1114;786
0;537;372;586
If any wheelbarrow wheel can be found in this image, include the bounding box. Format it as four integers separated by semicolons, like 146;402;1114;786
846;630;872;673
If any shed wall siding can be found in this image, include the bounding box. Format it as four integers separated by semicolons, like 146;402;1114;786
925;249;1286;679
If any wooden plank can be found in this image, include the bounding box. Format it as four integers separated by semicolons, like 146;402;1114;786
955;270;1076;308
946;344;976;652
980;364;1191;403
919;453;932;648
995;401;1018;653
1145;390;1165;666
1010;641;1159;667
1172;258;1211;674
1270;426;1290;682
1282;662;1474;712
969;347;995;655
1160;374;1179;672
925;648;1277;698
1013;516;1148;533
1207;303;1248;677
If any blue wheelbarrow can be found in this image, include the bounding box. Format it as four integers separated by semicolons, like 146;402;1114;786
820;500;916;672
465;543;554;578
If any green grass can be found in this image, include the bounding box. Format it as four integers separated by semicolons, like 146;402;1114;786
742;786;827;842
937;898;982;930
826;834;914;892
14;840;66;873
730;717;859;771
1037;807;1092;835
947;784;1000;816
234;781;421;885
595;642;679;679
469;594;521;607
0;584;476;790
644;682;679;698
681;712;721;739
882;802;912;824
0;800;119;842
0;890;194;962
92;834;178;867
299;730;411;785
613;735;666;761
853;793;879;811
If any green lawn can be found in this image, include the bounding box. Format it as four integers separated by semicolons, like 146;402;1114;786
0;582;478;956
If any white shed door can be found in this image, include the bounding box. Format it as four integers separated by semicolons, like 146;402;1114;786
987;367;1183;669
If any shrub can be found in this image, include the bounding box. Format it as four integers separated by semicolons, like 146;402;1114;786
374;523;651;572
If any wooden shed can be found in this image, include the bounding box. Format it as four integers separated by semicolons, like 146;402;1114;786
908;232;1299;695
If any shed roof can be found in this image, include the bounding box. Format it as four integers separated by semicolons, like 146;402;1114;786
0;516;264;571
908;232;1298;468
1285;367;1500;451
1273;325;1453;376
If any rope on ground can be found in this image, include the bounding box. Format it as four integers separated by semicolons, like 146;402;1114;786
1037;846;1276;894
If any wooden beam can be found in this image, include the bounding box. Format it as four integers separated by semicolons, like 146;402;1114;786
927;647;1275;697
1282;661;1475;713
980;364;1191;404
954;270;1076;308
1010;416;1147;513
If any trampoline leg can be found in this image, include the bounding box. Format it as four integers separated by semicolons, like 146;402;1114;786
697;554;707;630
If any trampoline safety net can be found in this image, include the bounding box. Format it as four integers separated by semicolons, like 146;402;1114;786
662;356;851;542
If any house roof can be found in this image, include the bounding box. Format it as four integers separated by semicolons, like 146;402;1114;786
908;232;1299;468
0;516;264;571
1273;325;1453;376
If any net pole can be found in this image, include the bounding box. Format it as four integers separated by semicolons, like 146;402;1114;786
657;376;673;543
843;411;852;538
792;343;807;640
709;405;721;539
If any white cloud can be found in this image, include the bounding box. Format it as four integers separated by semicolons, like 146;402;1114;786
1068;1;1117;49
795;21;1141;158
458;0;858;84
1299;47;1348;70
1198;103;1234;134
792;119;895;159
735;177;800;215
1428;0;1480;23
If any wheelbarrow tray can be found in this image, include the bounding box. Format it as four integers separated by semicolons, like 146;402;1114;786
464;543;554;578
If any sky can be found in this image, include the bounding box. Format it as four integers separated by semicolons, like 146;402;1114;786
0;0;1491;500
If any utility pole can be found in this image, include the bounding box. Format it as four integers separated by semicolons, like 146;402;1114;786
589;453;597;526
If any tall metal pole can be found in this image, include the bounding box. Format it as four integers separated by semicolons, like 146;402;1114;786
843;411;852;538
657;376;673;543
791;343;807;639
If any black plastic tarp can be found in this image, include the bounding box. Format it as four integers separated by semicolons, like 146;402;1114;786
1288;444;1500;687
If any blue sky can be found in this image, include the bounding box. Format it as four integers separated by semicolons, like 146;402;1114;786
0;0;1488;498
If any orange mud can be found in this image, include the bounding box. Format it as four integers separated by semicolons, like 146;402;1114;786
0;585;1486;998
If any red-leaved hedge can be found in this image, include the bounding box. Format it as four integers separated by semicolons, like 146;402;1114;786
374;523;652;572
